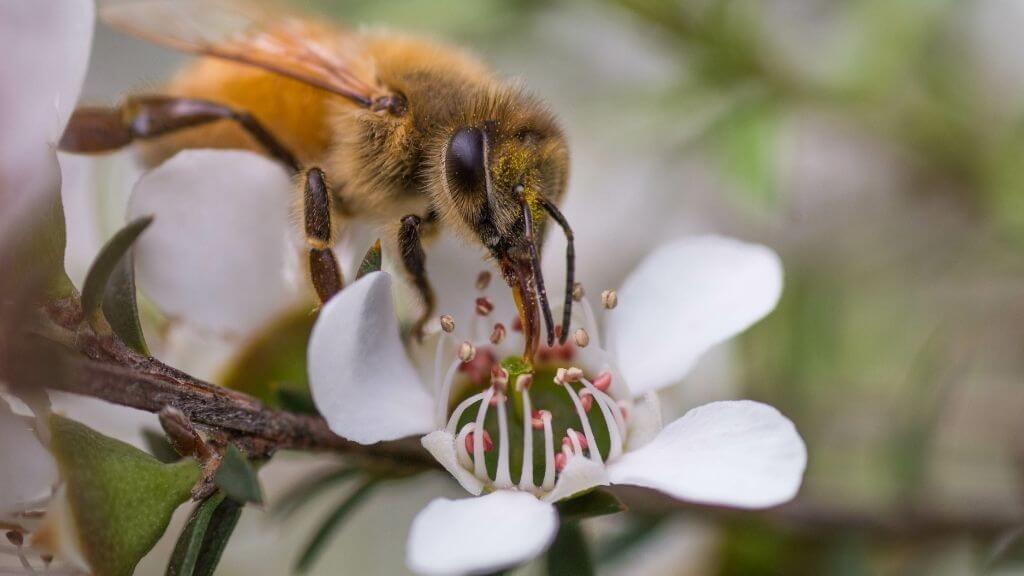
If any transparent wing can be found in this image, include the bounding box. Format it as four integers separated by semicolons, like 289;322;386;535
101;0;385;106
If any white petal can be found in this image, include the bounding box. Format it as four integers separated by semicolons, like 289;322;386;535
625;393;662;451
608;401;806;509
308;272;435;444
607;236;783;394
542;456;609;503
129;150;303;336
421;431;484;496
407;492;557;575
0;399;57;518
0;0;93;198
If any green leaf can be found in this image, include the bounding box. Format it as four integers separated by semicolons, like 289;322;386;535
44;415;200;576
143;428;182;464
272;468;359;520
546;522;594;576
295;479;378;574
555;490;626;523
355;239;382;279
81;216;152;352
215;445;263;505
166;492;243;576
714;101;781;214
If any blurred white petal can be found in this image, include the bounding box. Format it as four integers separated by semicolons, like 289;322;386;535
308;273;435;444
608;400;806;509
607;236;783;394
421;431;485;496
407;491;557;575
0;398;57;519
129;150;302;336
542;456;609;503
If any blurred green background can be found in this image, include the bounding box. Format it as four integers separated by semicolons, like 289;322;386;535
77;0;1024;574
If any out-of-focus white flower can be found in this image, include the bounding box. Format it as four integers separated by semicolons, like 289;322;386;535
308;237;804;575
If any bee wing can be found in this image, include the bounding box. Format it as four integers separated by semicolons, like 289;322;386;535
101;0;384;107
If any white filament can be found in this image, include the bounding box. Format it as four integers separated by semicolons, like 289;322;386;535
446;392;487;435
541;412;555;491
580;378;624;460
562;385;602;464
518;388;535;492
473;386;495;480
493;395;513;488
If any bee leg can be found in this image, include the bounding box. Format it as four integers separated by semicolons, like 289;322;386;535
59;95;301;174
398;213;437;341
304;168;343;303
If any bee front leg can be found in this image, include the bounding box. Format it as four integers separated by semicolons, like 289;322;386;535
304;168;343;303
398;212;438;341
60;95;300;174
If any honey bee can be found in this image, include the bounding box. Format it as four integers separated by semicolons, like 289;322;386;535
61;0;575;359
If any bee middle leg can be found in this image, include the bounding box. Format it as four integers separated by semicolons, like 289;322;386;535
304;167;343;303
399;211;439;340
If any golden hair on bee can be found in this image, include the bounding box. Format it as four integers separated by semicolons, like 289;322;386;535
61;0;575;359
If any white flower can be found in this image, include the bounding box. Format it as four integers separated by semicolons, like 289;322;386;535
308;236;806;575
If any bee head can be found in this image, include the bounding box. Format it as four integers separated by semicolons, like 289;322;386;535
441;108;571;360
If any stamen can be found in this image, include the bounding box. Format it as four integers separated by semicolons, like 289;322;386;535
592;372;612;392
555;366;583;384
445;391;486;434
464;428;493;454
494;394;513;488
562;384;602;464
554;452;567;472
439;314;455;333
579;389;594;412
455;423;476;468
476;270;492;291
541;411;555;490
433;325;452;399
473;386;495;480
515;373;533;392
601;289;618;309
489;323;506;345
531;409;549;430
518;386;536;491
578;297;602;348
475;297;494;316
438;355;466;427
573;328;590;348
580;377;624;460
565;428;585;454
489;365;509;390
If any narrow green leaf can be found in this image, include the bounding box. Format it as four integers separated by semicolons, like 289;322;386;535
275;387;317;415
554;490;626;523
81;216;153;347
273;468;359;520
546;522;594;576
192;496;242;576
166;492;225;576
143;428;182;464
102;249;149;354
214;445;263;505
355;239;382;279
295;479;377;574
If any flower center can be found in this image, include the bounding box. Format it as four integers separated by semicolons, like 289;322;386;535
440;347;629;495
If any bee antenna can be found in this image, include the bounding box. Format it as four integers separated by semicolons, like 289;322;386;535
538;196;574;344
521;198;556;348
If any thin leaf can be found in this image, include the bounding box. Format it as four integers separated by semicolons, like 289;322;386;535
555;489;626;523
81;216;153;343
214;445;263;505
272;467;359;520
102;249;149;354
294;479;378;574
193;496;243;576
166;492;225;576
355;239;382;279
546;522;594;576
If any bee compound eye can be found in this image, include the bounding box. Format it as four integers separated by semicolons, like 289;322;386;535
446;126;486;193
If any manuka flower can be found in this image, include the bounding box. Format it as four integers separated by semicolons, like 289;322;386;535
308;236;807;575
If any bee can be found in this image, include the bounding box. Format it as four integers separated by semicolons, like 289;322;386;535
60;0;575;359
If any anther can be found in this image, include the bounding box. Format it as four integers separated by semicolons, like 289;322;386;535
515;373;534;392
592;372;612;392
573;328;590;348
476;270;492;291
579;389;594;412
562;366;584;383
564;430;589;451
490;365;509;389
440;314;455;333
475;296;494;316
490;323;506;345
5;530;23;546
458;341;476;363
531;409;550;429
601;289;618;309
572;282;585;302
555;452;567;472
465;429;493;454
489;390;507;406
